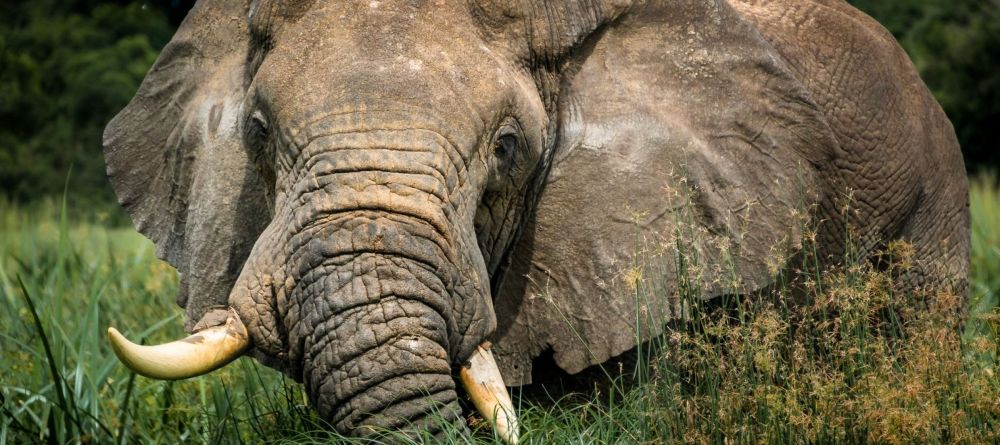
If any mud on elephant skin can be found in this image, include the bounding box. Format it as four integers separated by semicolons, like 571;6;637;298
103;0;968;441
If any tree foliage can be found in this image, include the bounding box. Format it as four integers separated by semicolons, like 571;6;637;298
0;1;996;211
850;0;1000;173
0;1;180;211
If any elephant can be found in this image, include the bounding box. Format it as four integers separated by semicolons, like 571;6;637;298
103;0;968;442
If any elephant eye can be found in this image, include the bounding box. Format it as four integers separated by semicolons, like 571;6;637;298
493;134;518;161
246;109;277;204
247;110;269;150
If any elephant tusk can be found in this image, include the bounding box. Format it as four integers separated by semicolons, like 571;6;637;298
107;315;249;380
459;342;519;444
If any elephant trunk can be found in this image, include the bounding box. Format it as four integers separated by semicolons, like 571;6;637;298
293;236;465;437
282;130;488;437
301;269;464;436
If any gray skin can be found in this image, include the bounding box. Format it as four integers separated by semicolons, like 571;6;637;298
104;0;968;438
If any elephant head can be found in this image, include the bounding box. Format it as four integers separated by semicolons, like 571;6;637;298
105;0;836;440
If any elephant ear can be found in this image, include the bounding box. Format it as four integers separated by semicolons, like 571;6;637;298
104;0;269;330
492;1;839;384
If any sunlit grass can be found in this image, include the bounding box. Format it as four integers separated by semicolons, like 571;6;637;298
1;176;998;444
968;173;1000;343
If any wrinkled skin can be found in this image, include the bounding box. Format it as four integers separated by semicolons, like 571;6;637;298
104;0;968;438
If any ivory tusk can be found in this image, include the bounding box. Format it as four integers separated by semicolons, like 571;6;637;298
459;342;519;445
107;315;249;380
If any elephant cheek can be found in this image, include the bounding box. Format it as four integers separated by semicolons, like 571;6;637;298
225;226;295;372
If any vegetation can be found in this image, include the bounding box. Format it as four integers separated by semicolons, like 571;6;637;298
0;0;180;216
1;175;998;444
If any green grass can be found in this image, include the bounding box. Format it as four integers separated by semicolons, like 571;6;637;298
968;173;1000;341
2;176;999;444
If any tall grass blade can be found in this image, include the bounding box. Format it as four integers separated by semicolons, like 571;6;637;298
115;371;136;445
15;275;81;440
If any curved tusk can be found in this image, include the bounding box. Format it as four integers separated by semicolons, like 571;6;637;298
459;342;519;445
107;315;249;380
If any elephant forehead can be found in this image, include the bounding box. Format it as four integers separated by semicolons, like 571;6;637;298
250;2;512;112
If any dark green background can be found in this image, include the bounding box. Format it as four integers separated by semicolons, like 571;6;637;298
1;0;996;216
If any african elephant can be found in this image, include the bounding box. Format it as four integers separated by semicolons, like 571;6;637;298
104;0;968;441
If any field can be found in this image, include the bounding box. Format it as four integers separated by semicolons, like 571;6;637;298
2;175;999;444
